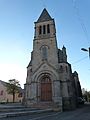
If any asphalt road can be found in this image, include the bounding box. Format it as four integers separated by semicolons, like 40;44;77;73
1;104;90;120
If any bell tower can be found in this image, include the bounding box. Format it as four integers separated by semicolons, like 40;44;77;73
25;8;62;107
32;8;59;72
34;8;56;39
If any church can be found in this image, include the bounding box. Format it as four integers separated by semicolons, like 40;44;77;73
24;8;82;111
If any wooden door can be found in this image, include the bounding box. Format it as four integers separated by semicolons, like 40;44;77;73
41;76;52;101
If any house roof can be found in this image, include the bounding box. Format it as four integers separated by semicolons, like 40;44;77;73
0;80;7;86
0;80;23;91
37;8;53;22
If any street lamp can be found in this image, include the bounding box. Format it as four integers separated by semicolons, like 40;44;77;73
81;47;90;59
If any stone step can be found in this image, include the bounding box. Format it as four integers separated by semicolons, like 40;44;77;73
30;102;54;109
0;103;41;113
0;108;40;112
0;108;53;118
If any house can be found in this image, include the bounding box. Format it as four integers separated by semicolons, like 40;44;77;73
0;80;23;103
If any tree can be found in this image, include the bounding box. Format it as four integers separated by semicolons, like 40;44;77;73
82;88;90;102
6;79;20;103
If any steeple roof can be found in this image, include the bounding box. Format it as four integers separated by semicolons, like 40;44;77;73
37;8;53;22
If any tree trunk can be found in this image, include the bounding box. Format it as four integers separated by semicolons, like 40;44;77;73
13;92;15;103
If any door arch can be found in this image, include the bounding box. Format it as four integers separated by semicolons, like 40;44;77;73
40;76;52;101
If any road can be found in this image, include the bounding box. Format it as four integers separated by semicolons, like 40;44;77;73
1;104;90;120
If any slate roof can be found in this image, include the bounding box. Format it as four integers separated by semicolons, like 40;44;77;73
37;8;53;22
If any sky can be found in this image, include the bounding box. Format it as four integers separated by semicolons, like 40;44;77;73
0;0;90;90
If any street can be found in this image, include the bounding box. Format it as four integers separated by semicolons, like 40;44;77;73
1;104;90;120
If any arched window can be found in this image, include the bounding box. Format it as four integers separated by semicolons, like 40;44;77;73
43;25;46;34
39;26;42;35
42;46;47;60
60;65;63;72
47;24;50;33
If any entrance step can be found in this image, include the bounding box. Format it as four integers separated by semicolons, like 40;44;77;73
30;102;56;109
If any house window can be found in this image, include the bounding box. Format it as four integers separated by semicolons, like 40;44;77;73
39;26;42;35
43;25;46;34
0;90;3;95
47;24;50;33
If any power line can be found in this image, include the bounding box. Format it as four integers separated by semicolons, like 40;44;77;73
72;56;88;65
72;0;90;45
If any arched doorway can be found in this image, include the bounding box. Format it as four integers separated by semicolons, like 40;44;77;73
40;76;52;101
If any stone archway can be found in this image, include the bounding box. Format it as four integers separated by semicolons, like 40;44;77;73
40;75;52;101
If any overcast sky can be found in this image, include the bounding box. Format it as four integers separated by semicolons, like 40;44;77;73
0;0;90;90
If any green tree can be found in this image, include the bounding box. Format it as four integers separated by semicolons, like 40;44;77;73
6;79;20;103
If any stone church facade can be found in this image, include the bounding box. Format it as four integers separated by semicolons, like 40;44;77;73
24;9;82;111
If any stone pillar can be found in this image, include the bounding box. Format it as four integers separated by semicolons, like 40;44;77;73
53;80;61;101
31;82;37;102
53;80;62;111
